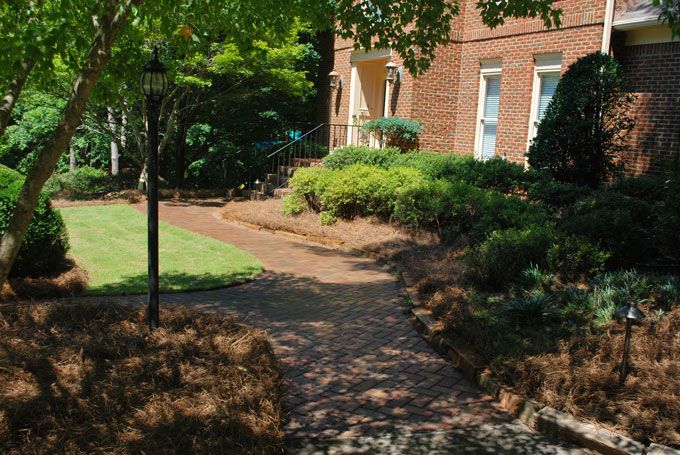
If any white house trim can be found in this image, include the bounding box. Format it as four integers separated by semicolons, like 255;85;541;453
474;60;502;160
347;64;358;144
350;48;392;63
526;53;563;157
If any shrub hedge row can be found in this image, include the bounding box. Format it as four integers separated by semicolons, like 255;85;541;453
288;147;678;290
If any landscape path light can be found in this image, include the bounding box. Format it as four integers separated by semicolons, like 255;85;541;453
615;301;645;386
140;45;169;331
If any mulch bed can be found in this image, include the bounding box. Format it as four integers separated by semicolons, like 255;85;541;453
1;261;88;301
0;301;283;454
222;197;680;448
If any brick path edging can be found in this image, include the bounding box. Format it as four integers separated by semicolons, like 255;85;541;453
223;215;678;455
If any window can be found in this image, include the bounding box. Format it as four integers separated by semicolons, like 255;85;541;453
528;54;562;147
475;60;502;161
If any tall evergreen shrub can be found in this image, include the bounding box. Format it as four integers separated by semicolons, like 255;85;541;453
527;52;635;188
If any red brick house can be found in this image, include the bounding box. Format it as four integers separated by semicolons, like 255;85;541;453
326;0;679;175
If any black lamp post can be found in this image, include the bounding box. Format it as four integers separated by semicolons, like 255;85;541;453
140;46;169;330
615;301;645;386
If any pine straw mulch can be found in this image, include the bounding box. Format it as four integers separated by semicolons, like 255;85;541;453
1;261;88;301
512;307;680;447
0;301;283;454
52;188;231;208
223;197;680;448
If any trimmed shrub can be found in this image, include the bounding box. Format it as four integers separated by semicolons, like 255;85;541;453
317;164;427;219
319;211;337;226
360;117;422;150
561;191;656;266
527;179;592;207
547;235;610;282
607;175;667;204
325;149;539;194
46;167;116;200
393;179;450;228
657;157;680;261
392;153;538;193
322;145;401;170
287;166;330;210
527;52;635;187
395;177;552;244
465;225;556;289
466;191;552;244
0;165;69;277
281;195;306;216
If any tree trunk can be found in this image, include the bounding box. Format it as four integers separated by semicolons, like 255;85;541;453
108;107;120;175
138;160;148;191
0;59;36;138
120;111;127;154
0;1;132;287
175;121;188;189
69;143;77;171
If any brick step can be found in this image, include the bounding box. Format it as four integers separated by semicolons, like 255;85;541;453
265;173;289;186
272;187;293;199
278;165;297;177
292;158;324;167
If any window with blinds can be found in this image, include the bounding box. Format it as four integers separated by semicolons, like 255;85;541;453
480;75;501;160
537;73;559;121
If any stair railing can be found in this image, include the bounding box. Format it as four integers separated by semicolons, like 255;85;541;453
262;123;378;193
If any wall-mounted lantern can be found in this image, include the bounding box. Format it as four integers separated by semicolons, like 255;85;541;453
615;301;645;386
386;61;403;84
328;70;343;90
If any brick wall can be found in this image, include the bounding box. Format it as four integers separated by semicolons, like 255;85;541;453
616;41;680;175
450;25;604;163
329;0;617;166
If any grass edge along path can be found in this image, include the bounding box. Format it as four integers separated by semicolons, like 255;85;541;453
60;204;263;295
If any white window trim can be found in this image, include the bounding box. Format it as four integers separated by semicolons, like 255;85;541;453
526;54;562;155
474;60;502;160
347;64;358;144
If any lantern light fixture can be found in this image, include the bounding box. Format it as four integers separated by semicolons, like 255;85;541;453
328;70;343;90
140;46;169;103
385;61;402;84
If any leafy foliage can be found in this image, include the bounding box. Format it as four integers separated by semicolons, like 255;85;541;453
324;148;538;193
333;0;561;75
527;52;636;187
323;146;401;170
546;235;610;282
464;226;555;289
654;0;680;39
0;165;68;277
561;191;656;266
45;167;118;200
360;117;422;150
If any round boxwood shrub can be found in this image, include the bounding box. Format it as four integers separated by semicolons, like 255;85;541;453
0;165;69;277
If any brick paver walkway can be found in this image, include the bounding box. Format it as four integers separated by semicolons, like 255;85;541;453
126;200;582;453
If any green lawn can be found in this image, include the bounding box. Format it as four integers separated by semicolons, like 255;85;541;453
60;204;263;295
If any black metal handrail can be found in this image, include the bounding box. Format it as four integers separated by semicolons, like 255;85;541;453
261;123;384;193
